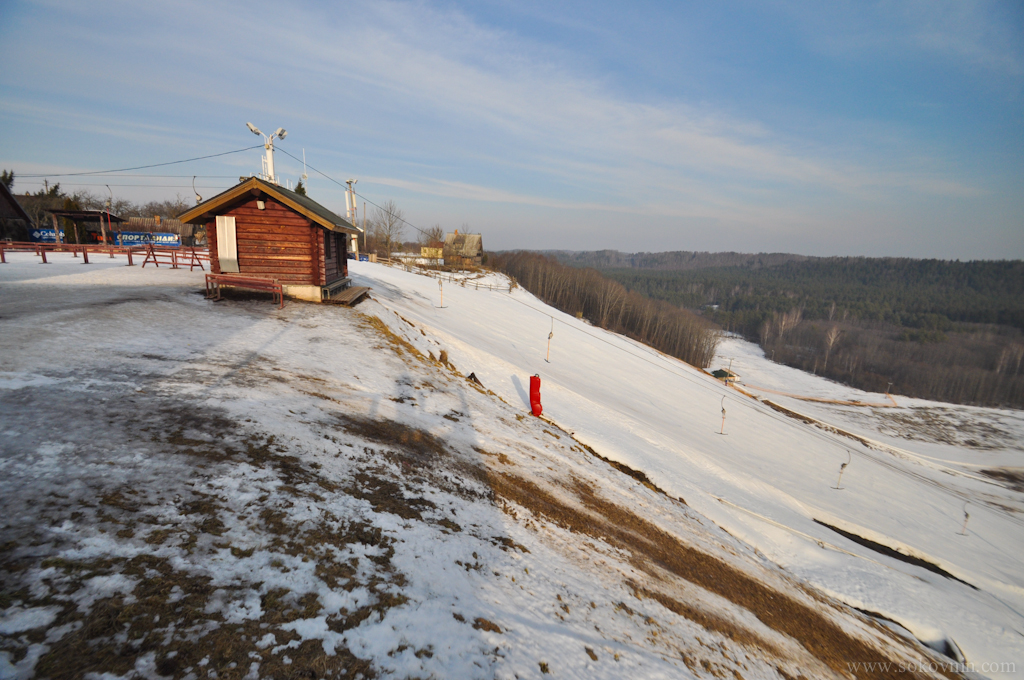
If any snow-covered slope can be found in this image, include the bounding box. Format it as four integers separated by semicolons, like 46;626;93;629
0;252;1019;679
346;260;1024;675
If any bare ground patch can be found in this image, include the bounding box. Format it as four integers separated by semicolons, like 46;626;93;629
979;467;1024;493
0;389;417;679
857;407;1022;451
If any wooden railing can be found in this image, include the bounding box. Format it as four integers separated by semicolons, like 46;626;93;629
0;241;210;269
139;244;210;270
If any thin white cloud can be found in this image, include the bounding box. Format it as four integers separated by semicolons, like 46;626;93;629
0;0;1007;255
782;0;1023;76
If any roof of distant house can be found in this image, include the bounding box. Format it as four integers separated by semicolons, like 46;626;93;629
45;209;126;223
0;182;32;223
443;231;483;256
178;177;360;235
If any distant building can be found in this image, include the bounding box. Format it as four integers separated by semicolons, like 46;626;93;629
443;230;483;266
125;216;204;247
40;210;126;244
711;369;740;384
0;182;32;241
178;177;361;302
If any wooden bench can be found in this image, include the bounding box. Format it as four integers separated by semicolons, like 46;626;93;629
205;274;284;309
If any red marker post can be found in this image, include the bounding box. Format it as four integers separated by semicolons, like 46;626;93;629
530;374;543;417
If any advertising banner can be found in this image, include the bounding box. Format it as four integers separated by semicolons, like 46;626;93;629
29;229;66;243
114;232;181;247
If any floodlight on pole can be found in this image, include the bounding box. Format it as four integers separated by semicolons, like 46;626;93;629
245;121;287;185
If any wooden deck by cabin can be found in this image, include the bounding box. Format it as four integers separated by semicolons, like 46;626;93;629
324;285;371;306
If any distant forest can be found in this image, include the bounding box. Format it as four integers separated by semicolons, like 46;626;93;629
553;251;1024;408
492;252;719;369
553;249;811;271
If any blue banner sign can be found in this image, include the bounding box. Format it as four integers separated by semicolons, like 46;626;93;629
29;229;67;243
114;232;181;247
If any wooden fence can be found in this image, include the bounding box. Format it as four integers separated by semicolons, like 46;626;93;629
0;241;210;269
378;258;513;292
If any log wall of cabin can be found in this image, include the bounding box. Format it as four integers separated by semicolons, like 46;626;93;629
207;197;318;285
204;195;349;287
317;228;327;286
207;218;219;274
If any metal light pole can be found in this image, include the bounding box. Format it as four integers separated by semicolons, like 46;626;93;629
344;179;359;255
246;122;287;185
102;185;112;249
345;179;357;221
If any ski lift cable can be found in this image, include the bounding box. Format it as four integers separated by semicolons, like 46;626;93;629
274;147;432;238
19;145;265;178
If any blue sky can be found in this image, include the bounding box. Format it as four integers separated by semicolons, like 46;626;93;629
1;0;1021;257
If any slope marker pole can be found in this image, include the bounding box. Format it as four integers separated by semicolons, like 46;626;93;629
958;502;970;536
832;450;851;490
437;279;447;308
545;317;553;363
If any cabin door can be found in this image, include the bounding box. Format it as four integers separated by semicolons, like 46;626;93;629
336;232;346;277
215;216;238;273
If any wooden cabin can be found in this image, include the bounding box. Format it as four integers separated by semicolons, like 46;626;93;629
443;231;483;267
178;178;361;302
711;369;740;384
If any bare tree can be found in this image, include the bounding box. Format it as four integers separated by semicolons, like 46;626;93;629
996;344;1024;376
371;200;405;257
140;195;191;218
421;223;445;246
823;325;842;371
775;308;803;340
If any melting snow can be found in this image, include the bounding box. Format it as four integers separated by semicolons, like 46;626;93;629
0;251;1019;678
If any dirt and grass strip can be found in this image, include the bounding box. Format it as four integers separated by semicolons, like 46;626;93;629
486;470;949;680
